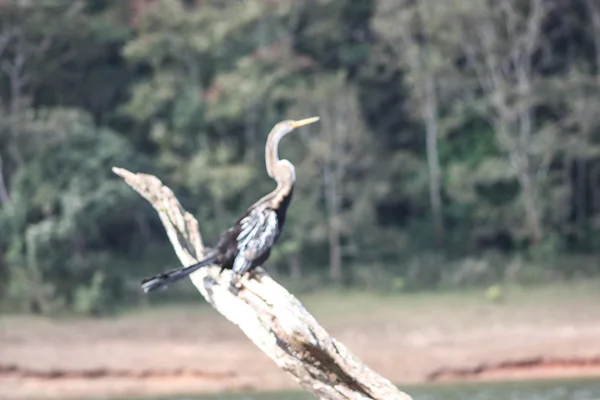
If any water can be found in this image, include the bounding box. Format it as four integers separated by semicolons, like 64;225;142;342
121;378;600;400
409;379;600;400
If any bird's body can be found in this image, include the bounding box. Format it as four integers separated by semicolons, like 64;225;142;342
141;117;318;293
211;181;294;275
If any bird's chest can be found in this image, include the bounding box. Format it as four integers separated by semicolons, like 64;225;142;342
274;186;294;229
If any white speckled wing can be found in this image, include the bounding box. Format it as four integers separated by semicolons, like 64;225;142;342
233;205;279;275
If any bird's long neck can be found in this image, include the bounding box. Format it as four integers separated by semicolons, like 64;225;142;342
263;125;295;209
259;161;295;210
265;127;285;179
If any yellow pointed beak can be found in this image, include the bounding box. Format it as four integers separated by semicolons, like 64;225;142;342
290;116;320;128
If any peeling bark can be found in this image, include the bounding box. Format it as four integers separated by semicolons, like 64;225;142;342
113;167;411;400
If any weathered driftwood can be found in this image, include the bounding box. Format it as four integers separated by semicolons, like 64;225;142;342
113;166;412;400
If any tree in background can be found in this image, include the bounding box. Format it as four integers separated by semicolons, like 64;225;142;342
289;72;377;283
454;0;552;245
374;0;467;246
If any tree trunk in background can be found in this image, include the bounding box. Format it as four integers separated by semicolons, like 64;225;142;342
0;155;10;207
4;39;29;168
591;164;600;220
515;160;543;244
514;38;544;243
512;121;544;245
328;221;342;283
318;92;352;285
576;158;587;231
502;120;543;244
0;39;9;208
324;162;342;283
585;0;600;79
423;79;445;245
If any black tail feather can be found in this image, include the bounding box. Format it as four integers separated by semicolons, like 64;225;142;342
141;253;219;293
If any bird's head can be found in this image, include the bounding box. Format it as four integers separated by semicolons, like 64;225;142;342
269;116;320;142
265;116;320;180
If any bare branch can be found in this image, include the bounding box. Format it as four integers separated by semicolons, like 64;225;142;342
112;166;411;400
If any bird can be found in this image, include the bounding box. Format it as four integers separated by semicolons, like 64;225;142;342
140;116;320;293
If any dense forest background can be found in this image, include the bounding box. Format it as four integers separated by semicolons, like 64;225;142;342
0;0;599;315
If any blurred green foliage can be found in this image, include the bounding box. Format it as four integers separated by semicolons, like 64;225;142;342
1;0;600;315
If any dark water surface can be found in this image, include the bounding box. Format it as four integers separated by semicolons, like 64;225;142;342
117;378;600;400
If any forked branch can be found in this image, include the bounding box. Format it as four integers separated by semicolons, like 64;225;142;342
112;167;411;400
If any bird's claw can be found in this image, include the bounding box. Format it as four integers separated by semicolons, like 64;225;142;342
228;274;244;295
229;283;240;296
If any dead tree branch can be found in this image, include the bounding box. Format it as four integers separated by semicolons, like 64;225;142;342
112;166;411;400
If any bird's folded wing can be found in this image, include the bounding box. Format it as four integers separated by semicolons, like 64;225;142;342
233;206;279;274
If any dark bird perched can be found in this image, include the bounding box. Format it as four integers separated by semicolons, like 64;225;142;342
141;116;320;293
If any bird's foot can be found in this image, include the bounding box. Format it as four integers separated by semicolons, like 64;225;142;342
228;274;244;295
229;283;240;296
248;269;262;282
